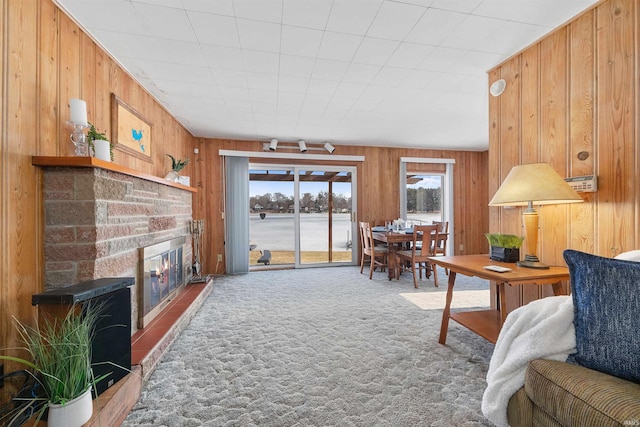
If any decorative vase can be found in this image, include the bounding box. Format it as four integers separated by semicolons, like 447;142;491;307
164;170;180;182
47;387;93;427
93;139;111;162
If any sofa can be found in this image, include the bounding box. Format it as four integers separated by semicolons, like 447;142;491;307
505;250;640;426
507;359;640;426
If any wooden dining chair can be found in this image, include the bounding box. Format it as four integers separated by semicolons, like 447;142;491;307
396;224;439;288
359;221;388;279
432;221;449;274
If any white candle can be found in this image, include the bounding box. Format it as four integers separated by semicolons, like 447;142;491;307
69;98;87;125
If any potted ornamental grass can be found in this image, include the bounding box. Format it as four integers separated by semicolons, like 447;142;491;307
0;303;108;427
485;233;524;263
165;154;189;182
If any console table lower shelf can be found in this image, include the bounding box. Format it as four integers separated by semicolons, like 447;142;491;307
429;254;570;345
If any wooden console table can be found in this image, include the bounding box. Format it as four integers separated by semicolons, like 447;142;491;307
429;254;570;344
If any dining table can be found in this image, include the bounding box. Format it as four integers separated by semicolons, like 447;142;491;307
371;226;446;280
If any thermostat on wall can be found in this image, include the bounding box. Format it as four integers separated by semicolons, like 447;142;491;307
565;175;597;193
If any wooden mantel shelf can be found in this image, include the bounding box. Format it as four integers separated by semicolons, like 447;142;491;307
32;156;197;193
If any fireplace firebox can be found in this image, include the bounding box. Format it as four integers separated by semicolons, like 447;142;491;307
138;237;190;328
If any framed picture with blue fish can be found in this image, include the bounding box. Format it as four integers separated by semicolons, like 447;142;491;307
111;93;152;162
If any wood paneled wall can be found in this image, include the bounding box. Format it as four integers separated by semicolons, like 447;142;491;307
192;138;489;276
1;0;490;356
488;0;639;310
1;0;195;352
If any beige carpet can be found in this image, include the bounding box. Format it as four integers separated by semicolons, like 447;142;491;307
124;265;495;427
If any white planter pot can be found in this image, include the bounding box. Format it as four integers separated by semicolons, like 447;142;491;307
94;139;111;162
47;387;93;427
164;170;180;182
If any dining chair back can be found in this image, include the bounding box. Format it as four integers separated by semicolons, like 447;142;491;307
395;224;439;288
432;221;449;256
359;221;388;279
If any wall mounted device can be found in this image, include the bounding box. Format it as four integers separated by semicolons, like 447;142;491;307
564;175;597;193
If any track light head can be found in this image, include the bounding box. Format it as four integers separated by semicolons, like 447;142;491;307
298;140;307;152
324;142;335;153
269;138;278;151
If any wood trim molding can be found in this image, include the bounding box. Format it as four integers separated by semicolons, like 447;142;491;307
32;156;197;193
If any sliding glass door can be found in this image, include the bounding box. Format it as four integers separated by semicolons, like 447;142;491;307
249;165;357;268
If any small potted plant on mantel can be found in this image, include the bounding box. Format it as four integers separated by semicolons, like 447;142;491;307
165;154;189;183
0;304;107;426
87;122;113;162
485;233;524;263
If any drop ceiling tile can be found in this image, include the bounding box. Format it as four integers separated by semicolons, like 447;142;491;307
233;0;283;23
278;75;310;94
212;69;248;88
250;89;279;104
201;45;245;71
353;38;400;66
277;103;302;115
429;0;482;13
386;43;435;69
135;60;213;83
281;26;323;57
237;19;281;53
188;11;240;48
312;59;350;81
247;72;279;91
371;67;411;86
219;86;252;102
317;32;362;62
181;0;234;16
120;35;206;66
333;82;367;98
80;1;147;34
279;55;316;78
473;0;595;28
325;0;382;35
341;63;381;84
418;46;467;72
441;14;504;50
455;51;505;74
367;1;426;41
243;50;280;74
475;21;550;55
278;91;306;106
133;3;197;42
158;80;221;97
282;0;332;30
306;79;339;96
406;8;467;45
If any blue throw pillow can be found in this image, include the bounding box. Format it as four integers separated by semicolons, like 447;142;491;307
563;249;640;383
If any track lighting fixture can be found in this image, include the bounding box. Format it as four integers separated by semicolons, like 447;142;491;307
298;140;307;152
324;142;335;153
269;138;278;151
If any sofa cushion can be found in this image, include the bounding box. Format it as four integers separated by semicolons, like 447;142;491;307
523;359;640;427
563;250;640;383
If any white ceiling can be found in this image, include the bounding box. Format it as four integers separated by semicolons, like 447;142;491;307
55;0;598;151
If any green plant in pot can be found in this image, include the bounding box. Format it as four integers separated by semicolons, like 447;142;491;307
87;122;113;162
485;233;524;263
165;154;189;182
0;303;107;426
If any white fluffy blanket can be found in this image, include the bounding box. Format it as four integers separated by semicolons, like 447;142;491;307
481;295;576;427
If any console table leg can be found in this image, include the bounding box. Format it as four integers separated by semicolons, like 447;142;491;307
439;271;457;344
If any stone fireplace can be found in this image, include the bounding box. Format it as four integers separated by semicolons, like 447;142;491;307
36;157;195;334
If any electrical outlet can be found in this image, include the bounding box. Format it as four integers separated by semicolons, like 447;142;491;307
217;254;223;261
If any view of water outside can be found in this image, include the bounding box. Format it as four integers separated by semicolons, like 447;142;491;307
250;213;352;252
249;170;353;265
248;170;443;266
